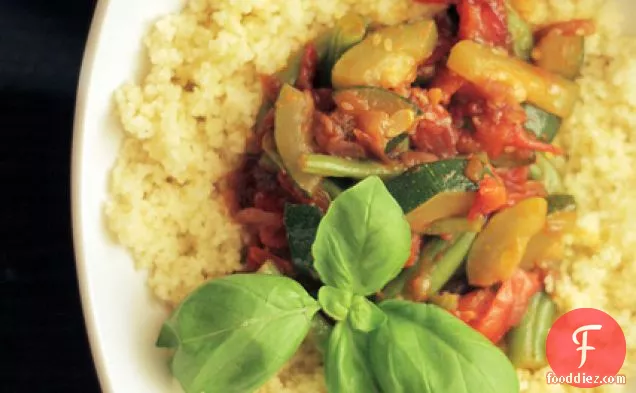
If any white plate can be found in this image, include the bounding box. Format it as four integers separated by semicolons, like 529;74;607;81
72;1;636;392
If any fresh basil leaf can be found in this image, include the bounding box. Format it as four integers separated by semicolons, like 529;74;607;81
348;295;387;333
325;321;380;393
318;286;354;322
312;176;411;295
284;204;322;278
161;274;320;393
369;300;519;393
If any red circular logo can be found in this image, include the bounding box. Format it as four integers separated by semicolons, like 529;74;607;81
546;308;626;388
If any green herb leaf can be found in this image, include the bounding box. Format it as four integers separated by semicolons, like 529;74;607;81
325;321;380;393
160;274;320;393
318;286;354;322
348;295;386;332
369;300;519;393
312;176;411;295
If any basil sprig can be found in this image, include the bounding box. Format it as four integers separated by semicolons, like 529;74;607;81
157;176;520;393
313;176;411;296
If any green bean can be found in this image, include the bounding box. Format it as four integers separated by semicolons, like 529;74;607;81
507;4;533;60
321;179;343;199
507;292;557;370
300;154;406;179
380;237;448;301
411;233;477;300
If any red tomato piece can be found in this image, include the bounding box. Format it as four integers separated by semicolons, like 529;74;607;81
457;0;510;48
468;174;507;219
457;269;542;343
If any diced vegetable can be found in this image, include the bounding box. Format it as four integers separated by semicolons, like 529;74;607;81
318;14;368;86
507;4;533;60
424;216;486;235
546;194;576;214
458;269;541;343
300;154;405;179
520;208;577;269
334;87;422;115
385;159;478;233
334;87;421;139
275;85;322;194
533;29;585;80
447;40;580;117
385;133;410;155
530;153;563;194
467;197;547;287
408;233;478;302
523;103;562;143
332;20;438;88
507;292;556;370
284;204;323;278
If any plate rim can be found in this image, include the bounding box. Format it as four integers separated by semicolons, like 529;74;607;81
71;0;114;391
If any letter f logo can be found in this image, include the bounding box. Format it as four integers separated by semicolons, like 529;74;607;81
572;324;602;368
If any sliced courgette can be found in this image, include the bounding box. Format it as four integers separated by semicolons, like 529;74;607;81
317;14;368;86
332;20;438;88
284;204;322;279
523;103;562;143
534;30;585;80
507;3;533;60
385;133;410;155
385;159;478;233
274;84;322;194
546;194;576;214
333;87;422;115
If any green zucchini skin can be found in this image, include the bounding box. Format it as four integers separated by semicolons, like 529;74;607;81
385;133;410;155
284;204;323;278
384;159;478;214
546;194;576;214
523;103;562;143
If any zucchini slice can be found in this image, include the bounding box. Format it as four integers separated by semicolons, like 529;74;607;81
385;159;478;233
534;30;584;80
546;194;576;214
523;103;562;143
385;133;410;155
284;204;322;279
332;20;438;88
274;84;322;194
333;87;422;115
467;198;547;287
318;13;368;86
